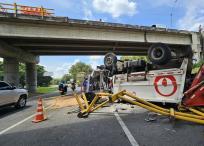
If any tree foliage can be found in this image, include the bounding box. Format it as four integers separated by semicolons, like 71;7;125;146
61;74;72;83
18;64;52;87
192;60;204;73
0;61;52;87
69;62;93;80
51;78;61;85
36;65;52;86
193;60;204;69
120;56;147;61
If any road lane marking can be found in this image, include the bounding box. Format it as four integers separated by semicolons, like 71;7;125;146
0;104;53;135
0;114;35;135
114;112;139;146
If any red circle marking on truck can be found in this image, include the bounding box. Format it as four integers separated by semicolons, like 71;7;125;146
154;75;177;97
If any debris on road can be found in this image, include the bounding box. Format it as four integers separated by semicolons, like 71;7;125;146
145;112;158;122
45;95;80;109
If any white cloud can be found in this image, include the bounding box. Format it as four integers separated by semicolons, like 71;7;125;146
150;0;204;31
84;8;94;20
54;63;72;78
89;56;103;60
177;0;204;31
89;56;103;69
47;59;79;78
83;1;94;20
0;58;3;62
90;62;99;69
92;0;137;18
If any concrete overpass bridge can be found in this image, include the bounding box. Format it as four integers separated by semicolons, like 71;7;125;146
0;13;203;92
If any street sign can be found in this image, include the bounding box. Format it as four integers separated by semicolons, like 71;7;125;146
20;6;50;16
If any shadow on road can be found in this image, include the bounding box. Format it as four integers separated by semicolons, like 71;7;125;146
0;111;203;146
0;114;130;146
0;105;32;119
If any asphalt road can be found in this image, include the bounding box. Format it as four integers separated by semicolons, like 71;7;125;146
0;92;204;146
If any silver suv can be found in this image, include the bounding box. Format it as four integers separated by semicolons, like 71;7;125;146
0;81;28;108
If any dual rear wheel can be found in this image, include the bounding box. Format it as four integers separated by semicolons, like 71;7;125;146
104;43;172;66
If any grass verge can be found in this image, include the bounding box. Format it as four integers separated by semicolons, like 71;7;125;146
37;85;58;94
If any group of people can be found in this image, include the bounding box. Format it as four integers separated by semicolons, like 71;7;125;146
58;77;92;93
58;75;112;103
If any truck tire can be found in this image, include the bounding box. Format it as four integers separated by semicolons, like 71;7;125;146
104;53;117;68
148;43;171;65
15;95;27;109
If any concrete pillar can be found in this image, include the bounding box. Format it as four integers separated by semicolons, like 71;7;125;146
26;63;37;93
3;57;19;86
191;32;202;61
201;32;204;60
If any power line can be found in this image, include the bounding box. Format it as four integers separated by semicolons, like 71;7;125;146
170;0;178;28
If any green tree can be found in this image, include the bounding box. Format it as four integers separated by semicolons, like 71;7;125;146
0;62;52;86
120;56;147;61
192;60;204;73
61;74;72;83
51;78;61;85
37;65;52;86
69;62;93;80
193;60;204;69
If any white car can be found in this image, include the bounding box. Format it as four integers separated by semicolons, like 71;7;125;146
0;81;28;108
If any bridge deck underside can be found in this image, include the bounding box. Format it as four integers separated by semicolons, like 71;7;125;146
1;38;188;56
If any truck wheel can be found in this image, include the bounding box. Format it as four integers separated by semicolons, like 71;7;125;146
104;53;117;68
15;95;27;109
148;43;171;65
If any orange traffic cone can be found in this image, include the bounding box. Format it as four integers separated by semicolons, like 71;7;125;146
32;97;47;123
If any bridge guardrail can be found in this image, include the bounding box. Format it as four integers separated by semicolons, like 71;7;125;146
0;2;54;17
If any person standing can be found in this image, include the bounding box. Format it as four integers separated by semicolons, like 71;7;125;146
82;76;95;104
71;80;76;91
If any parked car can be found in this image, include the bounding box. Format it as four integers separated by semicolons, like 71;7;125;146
0;81;28;108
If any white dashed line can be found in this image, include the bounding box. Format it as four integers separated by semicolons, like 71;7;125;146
0;104;53;135
114;112;139;146
0;114;35;135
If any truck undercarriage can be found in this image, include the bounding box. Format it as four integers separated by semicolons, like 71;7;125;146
74;43;204;124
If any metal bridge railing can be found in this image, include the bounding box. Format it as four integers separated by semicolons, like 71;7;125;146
0;2;54;17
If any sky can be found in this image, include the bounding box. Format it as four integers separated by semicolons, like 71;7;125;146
1;0;204;78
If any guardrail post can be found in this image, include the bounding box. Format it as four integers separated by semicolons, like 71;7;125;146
14;3;17;17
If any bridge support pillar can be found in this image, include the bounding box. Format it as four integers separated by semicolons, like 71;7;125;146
3;57;19;87
191;32;202;61
26;63;37;93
